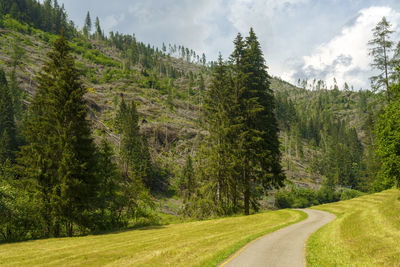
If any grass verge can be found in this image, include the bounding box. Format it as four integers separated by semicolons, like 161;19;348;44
0;209;306;266
307;189;400;266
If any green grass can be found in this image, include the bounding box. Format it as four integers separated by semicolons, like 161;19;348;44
0;209;306;266
307;189;400;266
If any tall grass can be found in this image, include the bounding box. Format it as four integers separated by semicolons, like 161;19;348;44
307;189;400;266
0;209;305;267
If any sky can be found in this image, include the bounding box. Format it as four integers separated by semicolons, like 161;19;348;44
56;0;400;90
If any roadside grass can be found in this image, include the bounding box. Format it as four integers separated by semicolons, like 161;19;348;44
307;189;400;266
0;209;306;267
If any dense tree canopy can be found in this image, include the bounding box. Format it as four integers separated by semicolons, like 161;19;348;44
0;0;74;36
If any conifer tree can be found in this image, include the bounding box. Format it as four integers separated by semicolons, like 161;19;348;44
200;30;285;215
203;54;238;213
96;140;123;228
83;11;92;38
180;154;195;199
95;16;102;40
0;69;17;164
118;100;153;189
369;17;394;101
19;33;98;237
375;73;400;189
116;100;154;218
232;29;284;214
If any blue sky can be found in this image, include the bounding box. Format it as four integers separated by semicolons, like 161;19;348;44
57;0;400;90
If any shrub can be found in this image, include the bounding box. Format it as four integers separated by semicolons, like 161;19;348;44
340;189;364;200
275;186;364;209
275;190;294;208
0;179;41;242
2;15;29;33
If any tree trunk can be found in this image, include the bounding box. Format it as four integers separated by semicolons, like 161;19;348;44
67;222;73;237
244;167;250;215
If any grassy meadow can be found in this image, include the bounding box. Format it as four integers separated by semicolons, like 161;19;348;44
0;209;305;267
307;189;400;266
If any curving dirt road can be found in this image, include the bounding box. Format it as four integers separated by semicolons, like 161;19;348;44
220;209;335;267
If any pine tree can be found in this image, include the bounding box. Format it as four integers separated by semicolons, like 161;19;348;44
0;69;17;164
18;33;98;237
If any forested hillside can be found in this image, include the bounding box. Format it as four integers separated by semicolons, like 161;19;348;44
0;0;392;241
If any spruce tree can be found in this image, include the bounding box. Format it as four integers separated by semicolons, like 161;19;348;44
95;16;102;40
118;100;153;189
83;11;92;38
96;140;123;229
180;154;195;199
0;69;17;164
203;54;238;213
200;30;285;215
232;29;285;214
19;34;98;237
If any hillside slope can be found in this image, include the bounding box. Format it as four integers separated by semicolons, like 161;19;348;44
0;17;378;194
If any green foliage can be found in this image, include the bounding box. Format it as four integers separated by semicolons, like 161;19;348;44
275;186;363;208
0;0;74;36
275;85;370;190
192;29;285;217
375;95;400;189
93;140;125;230
18;34;99;237
117;99;156;192
0;177;41;242
179;155;195;198
0;68;17;163
340;188;365;200
1;15;30;33
83;49;120;67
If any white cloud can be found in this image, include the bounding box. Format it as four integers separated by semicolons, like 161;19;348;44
225;0;311;78
102;14;125;34
125;0;226;56
287;6;400;89
227;0;310;46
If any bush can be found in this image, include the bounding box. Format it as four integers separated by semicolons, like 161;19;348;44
275;186;364;209
316;187;340;203
2;15;29;33
275;190;294;208
0;179;41;242
340;189;364;200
